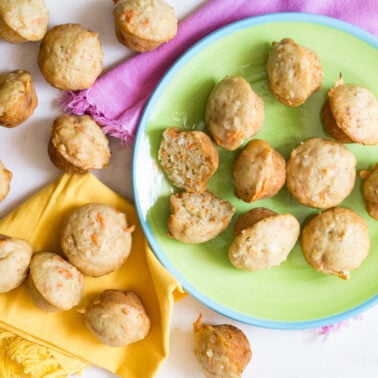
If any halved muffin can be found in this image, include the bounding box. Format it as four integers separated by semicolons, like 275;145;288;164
158;127;219;193
167;191;235;244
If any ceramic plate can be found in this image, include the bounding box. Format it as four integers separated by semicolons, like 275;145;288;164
132;13;378;329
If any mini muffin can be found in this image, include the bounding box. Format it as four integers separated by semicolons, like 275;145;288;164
266;38;323;107
78;289;150;347
61;203;135;277
229;207;300;271
0;234;33;293
205;76;264;151
48;114;111;174
0;0;49;43
232;139;285;203
360;164;378;220
0;159;12;202
167;191;235;244
286;138;356;209
38;23;103;90
113;0;177;52
301;207;370;280
26;252;84;312
322;76;378;145
0;70;38;128
158;127;219;193
193;314;252;378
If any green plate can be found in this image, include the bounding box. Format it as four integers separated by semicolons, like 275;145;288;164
133;13;378;329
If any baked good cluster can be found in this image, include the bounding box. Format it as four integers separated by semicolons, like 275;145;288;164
158;37;378;281
0;0;180;349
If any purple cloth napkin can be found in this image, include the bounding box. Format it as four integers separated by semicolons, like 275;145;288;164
61;0;378;143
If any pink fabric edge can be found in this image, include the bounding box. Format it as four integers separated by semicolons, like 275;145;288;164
59;90;135;144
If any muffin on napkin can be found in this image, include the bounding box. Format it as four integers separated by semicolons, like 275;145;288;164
0;173;183;378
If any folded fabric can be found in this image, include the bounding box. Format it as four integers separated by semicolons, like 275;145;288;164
61;0;378;143
0;173;183;378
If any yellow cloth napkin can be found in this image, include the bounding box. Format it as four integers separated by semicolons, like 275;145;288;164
0;173;184;378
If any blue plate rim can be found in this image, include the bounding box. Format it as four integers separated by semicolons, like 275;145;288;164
132;12;378;330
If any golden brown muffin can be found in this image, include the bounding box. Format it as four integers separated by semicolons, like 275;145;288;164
113;0;177;52
193;314;252;378
0;159;12;203
229;208;300;271
301;207;370;280
61;203;135;277
38;23;103;90
48;114;111;174
322;76;378;145
205;76;264;151
26;252;84;312
0;234;33;293
266;38;323;107
360;164;378;220
286;138;356;209
0;70;38;128
158;127;219;193
0;0;49;43
78;289;150;347
167;191;235;244
232;139;285;203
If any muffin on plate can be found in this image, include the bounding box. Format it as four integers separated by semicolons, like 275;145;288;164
113;0;177;52
0;234;33;293
0;0;49;43
48;114;111;174
360;164;378;220
205;76;264;151
167;191;235;244
0;159;12;203
232;139;285;203
301;207;370;280
286;137;356;209
38;23;103;90
266;38;323;107
79;289;150;347
26;252;84;312
0;70;38;128
322;76;378;145
61;203;135;277
158;127;219;193
229;207;300;271
193;314;252;378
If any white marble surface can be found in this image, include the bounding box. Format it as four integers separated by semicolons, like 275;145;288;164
1;1;378;377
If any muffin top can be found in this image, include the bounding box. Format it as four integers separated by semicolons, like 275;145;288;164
286;138;356;209
79;289;150;347
113;0;177;42
38;23;103;90
0;234;33;293
266;38;323;107
328;80;378;145
205;76;264;151
61;203;134;277
28;252;84;310
0;159;12;202
232;139;285;202
301;207;370;280
0;0;49;42
229;209;300;271
0;70;38;127
50;114;110;171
